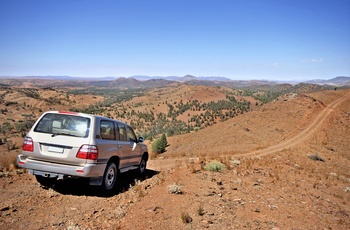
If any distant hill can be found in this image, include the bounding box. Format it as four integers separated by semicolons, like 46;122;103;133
305;76;350;86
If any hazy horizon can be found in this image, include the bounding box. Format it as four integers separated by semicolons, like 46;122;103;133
1;74;349;83
1;1;349;80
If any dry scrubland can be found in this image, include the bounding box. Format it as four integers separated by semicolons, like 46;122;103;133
0;83;349;229
0;84;257;170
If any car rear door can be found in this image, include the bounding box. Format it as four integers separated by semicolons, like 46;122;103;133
116;123;132;168
95;120;119;166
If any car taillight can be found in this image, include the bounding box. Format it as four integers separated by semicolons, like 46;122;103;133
22;137;34;152
76;145;98;160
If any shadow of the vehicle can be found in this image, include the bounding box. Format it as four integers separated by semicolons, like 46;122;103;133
48;169;159;197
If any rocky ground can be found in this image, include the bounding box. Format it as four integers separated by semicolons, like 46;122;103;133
1;89;349;229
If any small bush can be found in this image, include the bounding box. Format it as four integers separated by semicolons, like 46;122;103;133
181;212;192;224
130;179;145;198
204;160;226;172
308;154;325;162
6;140;18;151
151;138;162;154
167;183;183;194
151;134;168;154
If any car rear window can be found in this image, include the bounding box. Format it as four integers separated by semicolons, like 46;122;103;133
34;113;91;138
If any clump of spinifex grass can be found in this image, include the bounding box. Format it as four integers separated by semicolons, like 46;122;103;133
204;160;226;172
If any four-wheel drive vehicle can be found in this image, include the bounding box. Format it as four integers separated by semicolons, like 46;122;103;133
17;111;148;192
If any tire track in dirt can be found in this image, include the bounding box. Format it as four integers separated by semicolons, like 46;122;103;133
234;91;350;158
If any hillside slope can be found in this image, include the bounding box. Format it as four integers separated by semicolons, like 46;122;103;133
0;89;349;229
122;89;350;229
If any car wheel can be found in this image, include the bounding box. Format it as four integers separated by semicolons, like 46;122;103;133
35;175;56;187
101;162;118;192
139;156;147;175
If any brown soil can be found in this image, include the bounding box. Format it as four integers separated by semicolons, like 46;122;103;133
1;89;349;229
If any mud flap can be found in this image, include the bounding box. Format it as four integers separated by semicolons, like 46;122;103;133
89;176;103;186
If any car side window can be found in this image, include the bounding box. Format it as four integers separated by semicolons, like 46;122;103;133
100;120;115;140
118;124;127;141
126;126;137;142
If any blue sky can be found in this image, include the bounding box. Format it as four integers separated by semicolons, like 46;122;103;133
1;0;349;81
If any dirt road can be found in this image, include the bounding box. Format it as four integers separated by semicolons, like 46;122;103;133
235;91;350;158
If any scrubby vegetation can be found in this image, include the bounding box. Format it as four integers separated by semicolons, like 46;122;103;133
0;80;331;172
65;87;255;140
0;82;325;148
204;160;226;172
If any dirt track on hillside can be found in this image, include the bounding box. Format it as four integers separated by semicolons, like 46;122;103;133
148;91;350;170
119;90;350;230
235;91;350;158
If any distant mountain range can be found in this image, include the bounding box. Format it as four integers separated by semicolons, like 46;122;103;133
129;75;350;87
130;74;232;82
0;75;349;88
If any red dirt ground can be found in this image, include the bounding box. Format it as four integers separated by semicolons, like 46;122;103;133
1;89;349;229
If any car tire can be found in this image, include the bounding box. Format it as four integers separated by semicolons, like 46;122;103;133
101;162;118;192
139;156;147;175
35;175;56;187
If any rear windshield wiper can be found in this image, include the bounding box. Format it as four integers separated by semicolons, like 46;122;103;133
51;132;78;137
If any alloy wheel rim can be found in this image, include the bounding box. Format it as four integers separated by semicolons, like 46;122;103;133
106;168;115;186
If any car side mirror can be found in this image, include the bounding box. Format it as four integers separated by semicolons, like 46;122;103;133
138;137;144;143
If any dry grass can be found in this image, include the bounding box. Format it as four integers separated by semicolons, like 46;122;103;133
0;151;18;171
197;203;204;216
130;179;145;199
181;212;192;224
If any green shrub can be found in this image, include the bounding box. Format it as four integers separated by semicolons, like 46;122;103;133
204;160;226;172
151;134;168;154
151;138;162;154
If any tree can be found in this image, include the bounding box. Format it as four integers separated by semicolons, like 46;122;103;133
152;134;168;154
160;134;168;150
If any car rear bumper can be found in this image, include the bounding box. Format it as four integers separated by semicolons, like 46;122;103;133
17;154;106;178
